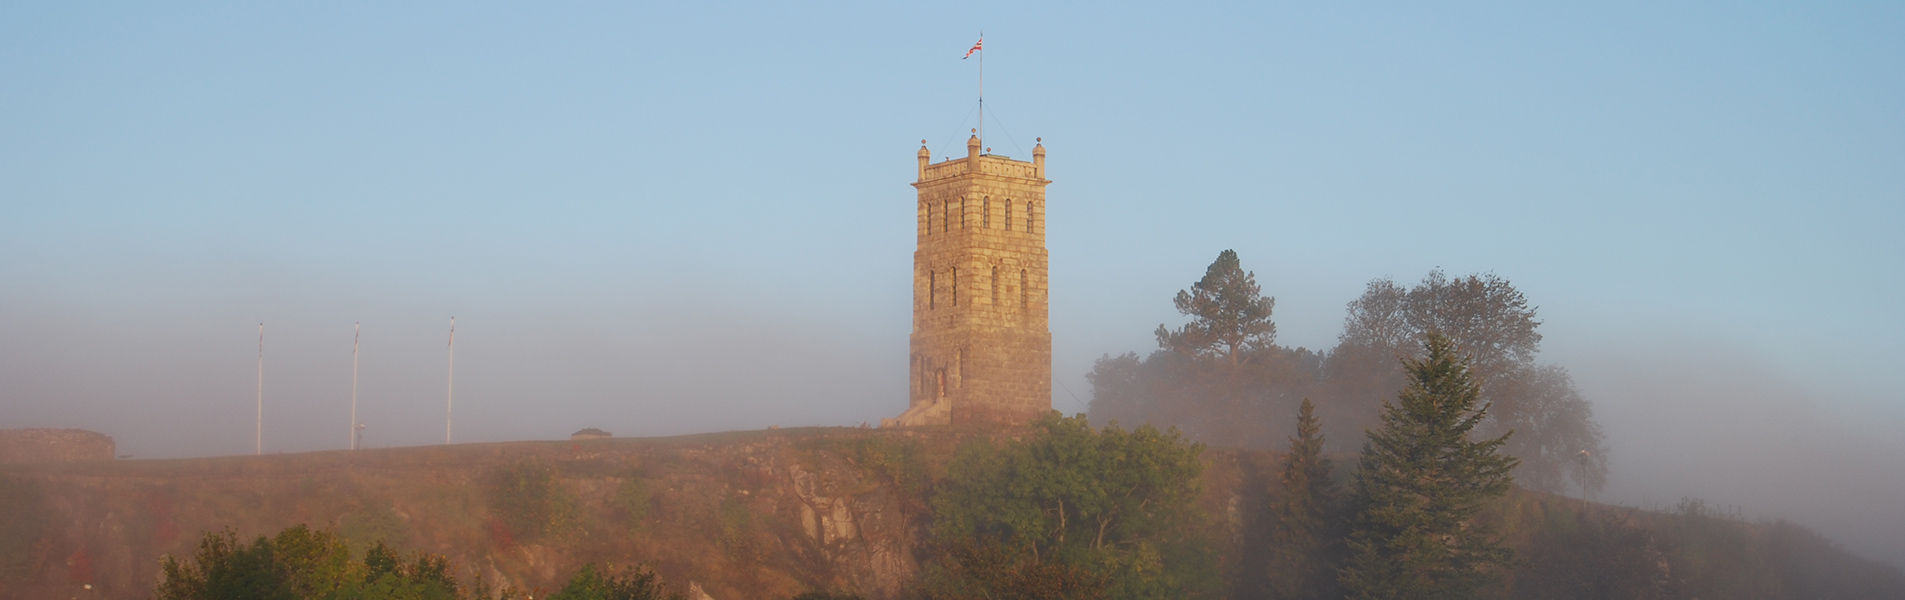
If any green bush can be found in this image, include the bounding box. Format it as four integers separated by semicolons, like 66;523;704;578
547;564;681;600
339;502;408;556
615;476;652;531
922;413;1213;600
716;495;754;552
484;461;578;541
154;525;459;600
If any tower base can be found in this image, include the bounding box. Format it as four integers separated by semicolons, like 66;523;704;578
881;398;951;428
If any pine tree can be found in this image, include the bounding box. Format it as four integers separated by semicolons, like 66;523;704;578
1266;398;1342;600
1153;249;1277;366
1339;332;1519;600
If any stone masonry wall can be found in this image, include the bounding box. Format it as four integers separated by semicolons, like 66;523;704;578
0;429;115;464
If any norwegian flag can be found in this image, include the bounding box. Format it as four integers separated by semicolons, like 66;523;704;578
963;37;982;59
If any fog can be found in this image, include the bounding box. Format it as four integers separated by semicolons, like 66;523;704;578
3;0;1901;576
0;302;904;459
7;286;1903;568
1556;331;1905;569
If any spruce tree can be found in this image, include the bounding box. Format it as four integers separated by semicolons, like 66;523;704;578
1339;332;1519;600
1266;398;1342;600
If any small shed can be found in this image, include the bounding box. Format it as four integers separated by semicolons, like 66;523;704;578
570;428;612;441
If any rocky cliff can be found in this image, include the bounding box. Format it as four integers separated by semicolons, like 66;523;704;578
7;426;1896;599
0;427;1258;600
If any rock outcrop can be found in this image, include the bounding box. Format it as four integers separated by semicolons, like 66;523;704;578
0;428;972;600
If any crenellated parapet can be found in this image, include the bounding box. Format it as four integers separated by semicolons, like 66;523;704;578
919;154;1041;182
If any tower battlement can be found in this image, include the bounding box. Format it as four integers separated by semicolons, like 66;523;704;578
887;134;1053;428
918;153;1043;182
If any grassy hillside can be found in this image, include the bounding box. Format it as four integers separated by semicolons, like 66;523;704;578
2;427;1899;600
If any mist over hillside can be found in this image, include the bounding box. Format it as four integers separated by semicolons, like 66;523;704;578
7;274;1902;573
3;1;1901;593
1562;336;1905;571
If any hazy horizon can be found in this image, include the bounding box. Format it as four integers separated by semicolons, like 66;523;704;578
4;0;1900;569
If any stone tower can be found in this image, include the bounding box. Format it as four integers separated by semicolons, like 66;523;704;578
887;133;1052;427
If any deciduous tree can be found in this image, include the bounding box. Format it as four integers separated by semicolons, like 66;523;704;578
1327;270;1605;495
925;413;1214;600
1487;365;1607;494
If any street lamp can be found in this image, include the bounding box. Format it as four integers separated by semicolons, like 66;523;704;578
1576;449;1593;510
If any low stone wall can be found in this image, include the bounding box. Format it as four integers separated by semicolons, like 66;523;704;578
0;428;115;464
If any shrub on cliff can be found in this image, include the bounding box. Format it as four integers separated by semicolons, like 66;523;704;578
546;563;681;600
484;461;578;542
155;525;700;600
920;413;1215;600
154;525;461;600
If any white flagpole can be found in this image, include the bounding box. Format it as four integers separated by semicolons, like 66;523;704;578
445;317;455;445
978;31;984;148
350;322;360;450
256;323;264;456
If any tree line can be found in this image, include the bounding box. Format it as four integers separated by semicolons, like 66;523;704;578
152;524;871;600
912;333;1521;599
153;525;685;600
1088;250;1608;497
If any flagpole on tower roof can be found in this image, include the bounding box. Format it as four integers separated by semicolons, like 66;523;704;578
964;33;983;148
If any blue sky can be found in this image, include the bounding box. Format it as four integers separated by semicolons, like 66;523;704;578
3;0;1903;563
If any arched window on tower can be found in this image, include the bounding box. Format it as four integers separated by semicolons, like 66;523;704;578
983;197;991;228
991;266;999;305
1005;199;1013;231
929;271;936;309
942;201;951;233
924;202;932;235
960;198;968;229
958;348;966;386
1020;269;1029;310
937;368;946;398
1028;202;1038;234
952;267;959;306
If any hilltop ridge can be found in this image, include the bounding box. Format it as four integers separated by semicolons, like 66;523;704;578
3;427;1900;600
